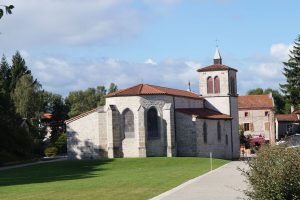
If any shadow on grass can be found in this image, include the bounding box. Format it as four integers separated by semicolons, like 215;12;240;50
0;159;114;187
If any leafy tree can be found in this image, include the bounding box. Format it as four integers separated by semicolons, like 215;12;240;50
12;74;41;118
66;85;110;118
108;83;118;94
9;51;31;93
280;35;300;110
246;88;286;113
0;4;14;19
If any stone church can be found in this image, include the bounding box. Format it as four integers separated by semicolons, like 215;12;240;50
66;49;240;160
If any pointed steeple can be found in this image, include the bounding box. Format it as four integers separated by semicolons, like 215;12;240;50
213;47;222;65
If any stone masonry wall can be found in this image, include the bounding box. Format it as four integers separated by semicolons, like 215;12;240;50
67;111;100;160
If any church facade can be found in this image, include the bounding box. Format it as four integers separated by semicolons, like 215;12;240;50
66;49;240;160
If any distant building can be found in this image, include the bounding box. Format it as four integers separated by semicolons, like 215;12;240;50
238;94;276;144
275;112;300;140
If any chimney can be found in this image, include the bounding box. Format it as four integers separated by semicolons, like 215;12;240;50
291;105;295;113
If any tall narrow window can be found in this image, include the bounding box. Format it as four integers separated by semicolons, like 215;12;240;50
214;76;220;93
203;121;207;144
207;77;213;94
217;121;221;142
122;109;134;138
230;77;236;95
226;134;228;145
147;107;159;138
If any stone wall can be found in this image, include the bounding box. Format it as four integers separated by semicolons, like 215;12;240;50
67;111;100;159
176;112;233;159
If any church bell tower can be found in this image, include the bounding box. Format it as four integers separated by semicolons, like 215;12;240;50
197;48;240;159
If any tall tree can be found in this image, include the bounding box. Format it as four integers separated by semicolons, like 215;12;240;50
9;51;31;92
280;35;300;110
12;74;41;118
0;55;11;92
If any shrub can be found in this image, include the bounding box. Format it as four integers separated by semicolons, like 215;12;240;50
54;133;67;154
242;145;300;200
44;146;58;157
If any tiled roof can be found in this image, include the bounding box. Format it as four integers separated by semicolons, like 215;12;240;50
276;114;299;122
65;108;98;124
238;95;274;109
176;108;232;120
197;64;237;72
107;84;202;99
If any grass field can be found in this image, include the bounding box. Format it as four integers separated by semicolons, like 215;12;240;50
0;157;229;200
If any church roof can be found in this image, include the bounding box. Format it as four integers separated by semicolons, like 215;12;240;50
107;84;202;99
276;114;299;122
176;108;232;120
197;64;237;72
238;94;274;110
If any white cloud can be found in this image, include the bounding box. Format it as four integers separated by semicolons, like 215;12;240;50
270;43;293;61
0;0;144;49
238;43;292;94
30;56;201;96
144;58;157;65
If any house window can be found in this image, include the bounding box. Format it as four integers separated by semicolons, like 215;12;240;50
147;107;159;138
287;124;293;133
264;122;270;131
207;77;213;94
265;111;269;116
122;109;134;138
203;121;207;143
214;76;220;94
244;112;249;117
217;121;221;142
244;123;250;131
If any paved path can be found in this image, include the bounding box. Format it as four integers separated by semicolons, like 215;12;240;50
151;161;249;200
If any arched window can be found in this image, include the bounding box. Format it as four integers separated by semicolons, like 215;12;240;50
214;76;220;94
122;109;134;138
203;121;207;144
207;77;213;94
147;107;159;138
217;121;221;142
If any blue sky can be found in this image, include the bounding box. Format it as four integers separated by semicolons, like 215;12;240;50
0;0;299;96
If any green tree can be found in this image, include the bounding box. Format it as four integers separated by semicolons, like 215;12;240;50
12;74;41;118
280;35;300;110
9;51;31;93
66;85;109;118
108;83;118;94
0;55;11;92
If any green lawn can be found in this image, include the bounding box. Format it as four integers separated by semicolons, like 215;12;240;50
0;157;229;200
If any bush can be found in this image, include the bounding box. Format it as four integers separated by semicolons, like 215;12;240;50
54;133;67;154
242;145;300;200
44;147;58;157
